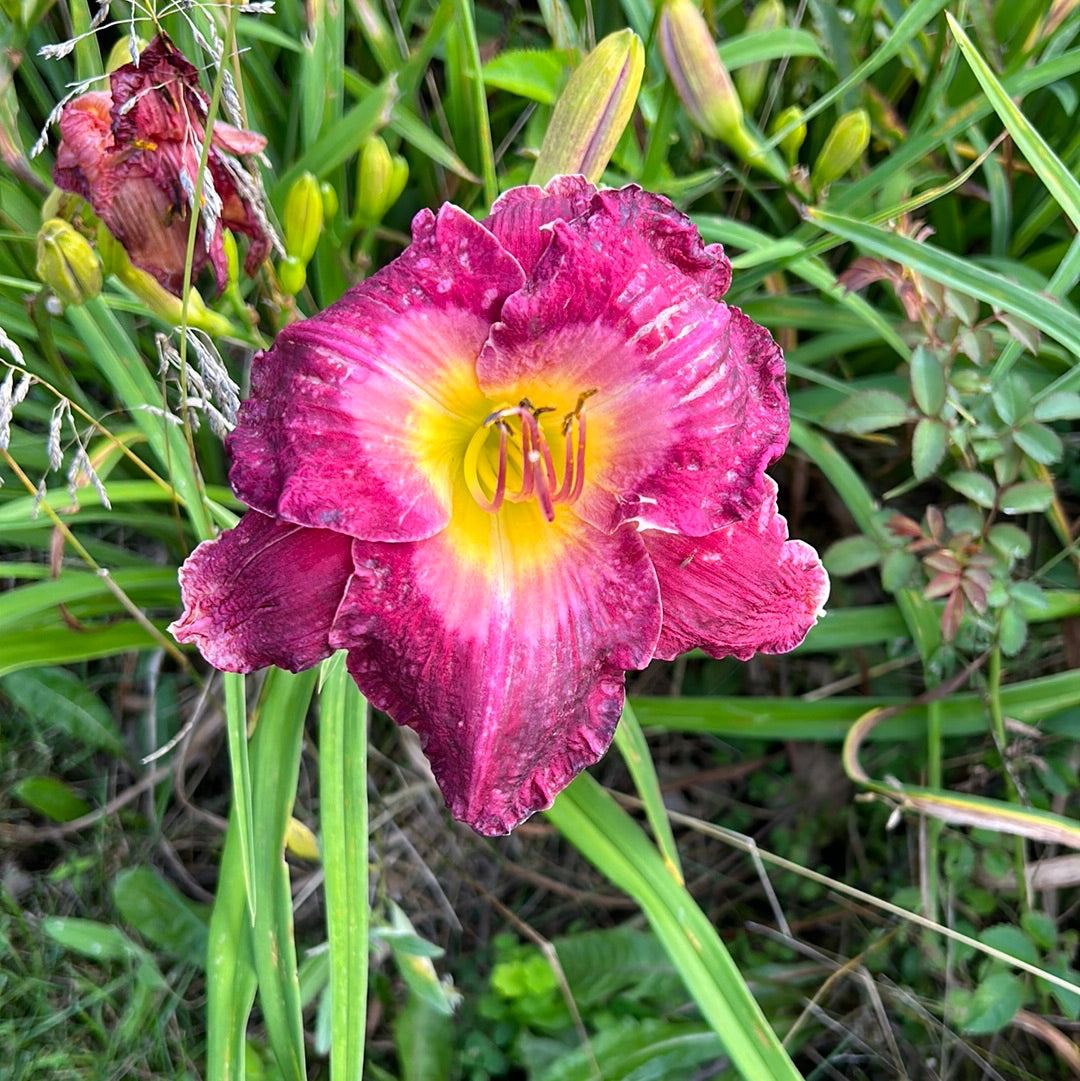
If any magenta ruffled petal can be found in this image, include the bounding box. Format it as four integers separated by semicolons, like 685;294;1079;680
328;513;661;835
645;479;830;661
478;187;784;535
228;204;526;542
486;175;596;275
169;511;354;673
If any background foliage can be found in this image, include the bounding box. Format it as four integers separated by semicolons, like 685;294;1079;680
2;0;1080;1078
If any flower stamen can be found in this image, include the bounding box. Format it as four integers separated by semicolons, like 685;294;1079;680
464;393;595;521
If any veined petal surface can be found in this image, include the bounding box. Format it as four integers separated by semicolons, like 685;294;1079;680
479;186;783;536
645;479;829;661
329;500;662;835
485;175;596;275
228;205;526;542
169;511;354;673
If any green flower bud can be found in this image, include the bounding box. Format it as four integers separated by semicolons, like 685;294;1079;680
811;108;870;194
386;154;409;211
278;256;307;297
35;218;102;307
531;28;644;186
100;225;232;335
282;171;324;264
770;105;806;166
355;135;395;223
735;0;785;114
319;181;339;221
658;0;743;143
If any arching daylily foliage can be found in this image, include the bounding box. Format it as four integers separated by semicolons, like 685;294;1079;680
171;177;828;835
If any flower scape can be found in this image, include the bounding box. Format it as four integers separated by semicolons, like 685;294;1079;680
170;176;829;836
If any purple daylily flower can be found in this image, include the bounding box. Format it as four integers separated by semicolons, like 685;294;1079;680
170;177;829;836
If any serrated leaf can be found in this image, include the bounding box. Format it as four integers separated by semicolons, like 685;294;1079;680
946;471;997;508
881;549;916;593
1014;421;1063;464
999;607;1027;656
912;417;947;480
2;668;126;756
960;970;1024;1034
910;346;947;415
944;503;984;536
1010;580;1047;609
942;288;979;326
824;389;911;434
11;775;92;822
979;924;1040;965
823;534;880;576
992;374;1030;425
113;867;209;965
987;524;1031;560
482;48;566;105
1034;391;1080;421
1020;910;1058;952
1000;480;1054;514
1047;959;1080;1020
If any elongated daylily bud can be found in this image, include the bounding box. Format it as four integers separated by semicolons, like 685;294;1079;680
735;0;785;113
810;108;870;194
36;218;102;307
659;0;742;142
283;171;324;264
98;226;232;336
770;105;806;166
355;135;408;223
530;28;644;186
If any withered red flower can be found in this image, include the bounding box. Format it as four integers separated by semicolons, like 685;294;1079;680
170;178;829;835
52;33;270;296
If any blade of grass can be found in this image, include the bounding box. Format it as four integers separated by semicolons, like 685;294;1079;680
547;774;804;1080
630;668;1080;741
250;668;319;1081
448;0;498;205
319;652;370;1081
946;13;1080;233
224;673;257;924
613;702;683;885
805;206;1080;359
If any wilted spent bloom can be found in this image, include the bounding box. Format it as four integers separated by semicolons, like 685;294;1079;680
35;218;102;306
810;108;870;194
531;28;644;186
52;33;272;297
282;172;324;264
170;177;829;836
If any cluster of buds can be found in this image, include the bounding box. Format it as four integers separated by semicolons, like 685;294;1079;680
35;218;101;307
